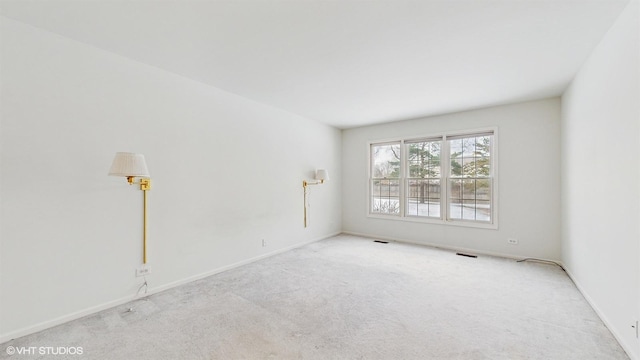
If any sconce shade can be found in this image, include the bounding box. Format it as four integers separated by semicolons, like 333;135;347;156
315;169;329;181
108;152;150;177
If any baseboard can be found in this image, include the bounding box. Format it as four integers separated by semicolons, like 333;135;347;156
560;263;638;360
0;232;340;344
340;231;560;263
148;231;341;296
0;293;140;345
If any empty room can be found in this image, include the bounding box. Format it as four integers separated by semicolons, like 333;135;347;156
1;0;638;359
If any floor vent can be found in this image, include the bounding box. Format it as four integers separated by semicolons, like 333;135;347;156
456;253;478;258
373;240;389;244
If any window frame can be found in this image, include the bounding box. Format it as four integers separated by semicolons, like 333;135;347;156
367;127;498;230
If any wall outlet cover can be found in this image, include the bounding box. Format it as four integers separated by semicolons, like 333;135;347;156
136;267;151;277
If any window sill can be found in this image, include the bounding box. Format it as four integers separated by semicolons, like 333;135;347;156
366;213;499;230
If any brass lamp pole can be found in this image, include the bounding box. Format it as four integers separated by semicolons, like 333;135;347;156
127;176;151;264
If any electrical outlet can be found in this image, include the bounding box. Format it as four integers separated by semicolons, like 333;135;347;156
262;239;267;247
507;238;519;245
136;266;151;277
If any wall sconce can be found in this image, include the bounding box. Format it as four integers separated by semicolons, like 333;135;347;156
303;169;329;228
108;152;151;264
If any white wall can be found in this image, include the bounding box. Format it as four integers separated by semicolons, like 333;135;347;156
0;17;342;341
561;1;639;358
342;98;561;260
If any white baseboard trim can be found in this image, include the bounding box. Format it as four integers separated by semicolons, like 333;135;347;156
148;232;341;296
340;231;561;263
0;232;340;344
0;295;137;345
560;263;638;360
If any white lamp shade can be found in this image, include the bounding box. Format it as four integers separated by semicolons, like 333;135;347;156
108;152;150;177
315;169;329;181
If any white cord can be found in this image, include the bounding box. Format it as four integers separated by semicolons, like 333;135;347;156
126;275;149;314
136;276;148;297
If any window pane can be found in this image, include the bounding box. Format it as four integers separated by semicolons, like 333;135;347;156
449;135;491;178
407;141;441;178
372;143;401;178
476;179;491;201
448;178;491;222
475;136;491;157
476;200;491;221
473;136;491;176
407;179;441;218
450;139;463;176
462;138;476;157
449;179;463;219
449;139;462;156
462;200;477;220
476;156;490;177
449;202;463;220
371;179;400;215
462;179;476;198
462;157;475;178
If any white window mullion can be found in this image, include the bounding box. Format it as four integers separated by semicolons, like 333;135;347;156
442;135;450;221
399;140;406;218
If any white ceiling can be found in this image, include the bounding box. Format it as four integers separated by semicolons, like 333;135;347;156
0;0;630;129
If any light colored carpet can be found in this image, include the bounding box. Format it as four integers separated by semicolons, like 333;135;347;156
1;234;629;359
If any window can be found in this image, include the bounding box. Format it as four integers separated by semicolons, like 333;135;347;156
448;134;492;222
370;142;401;215
369;130;496;227
406;139;441;218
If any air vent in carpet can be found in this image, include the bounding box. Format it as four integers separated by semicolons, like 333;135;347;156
456;253;477;258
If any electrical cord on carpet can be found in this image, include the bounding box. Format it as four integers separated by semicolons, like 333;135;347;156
516;258;565;272
136;276;149;297
125;276;149;314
